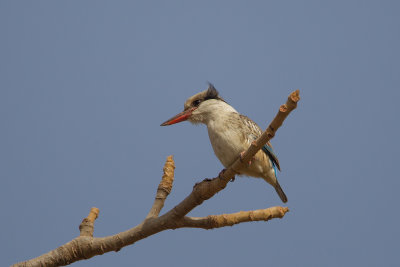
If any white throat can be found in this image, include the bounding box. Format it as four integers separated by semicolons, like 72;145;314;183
190;100;238;125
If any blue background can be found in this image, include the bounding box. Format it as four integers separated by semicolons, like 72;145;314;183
1;1;399;266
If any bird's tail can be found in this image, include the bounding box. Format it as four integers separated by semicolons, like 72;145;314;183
274;181;288;203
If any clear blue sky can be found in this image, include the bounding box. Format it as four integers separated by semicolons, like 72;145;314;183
1;1;399;266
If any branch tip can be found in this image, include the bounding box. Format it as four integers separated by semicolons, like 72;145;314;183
146;155;176;219
290;89;300;103
159;155;175;194
278;207;289;217
79;207;99;237
87;207;100;223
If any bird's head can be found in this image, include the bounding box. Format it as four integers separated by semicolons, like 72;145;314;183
161;83;228;126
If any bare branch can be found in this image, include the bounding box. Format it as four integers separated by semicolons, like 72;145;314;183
13;90;300;267
79;207;99;237
179;206;289;229
146;155;175;218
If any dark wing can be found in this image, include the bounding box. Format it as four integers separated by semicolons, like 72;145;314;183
239;115;281;171
262;142;281;171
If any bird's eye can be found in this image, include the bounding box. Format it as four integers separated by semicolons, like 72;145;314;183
192;99;201;107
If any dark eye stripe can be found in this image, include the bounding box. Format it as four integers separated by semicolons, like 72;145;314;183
192;99;202;107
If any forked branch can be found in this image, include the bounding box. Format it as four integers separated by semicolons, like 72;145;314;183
13;90;300;267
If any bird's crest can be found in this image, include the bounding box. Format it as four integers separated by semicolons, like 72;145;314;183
184;83;225;110
205;82;224;102
205;83;220;100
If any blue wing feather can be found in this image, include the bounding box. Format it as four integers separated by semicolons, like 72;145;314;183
261;144;281;174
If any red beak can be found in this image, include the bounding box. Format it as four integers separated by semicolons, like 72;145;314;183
160;107;196;126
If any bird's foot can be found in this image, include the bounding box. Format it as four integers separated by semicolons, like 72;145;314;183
240;151;254;165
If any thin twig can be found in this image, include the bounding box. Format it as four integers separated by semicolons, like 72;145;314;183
79;207;100;237
146;156;175;218
178;206;289;229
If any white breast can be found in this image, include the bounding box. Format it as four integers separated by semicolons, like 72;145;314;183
206;118;246;168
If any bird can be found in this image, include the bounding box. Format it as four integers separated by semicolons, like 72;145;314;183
160;83;287;203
